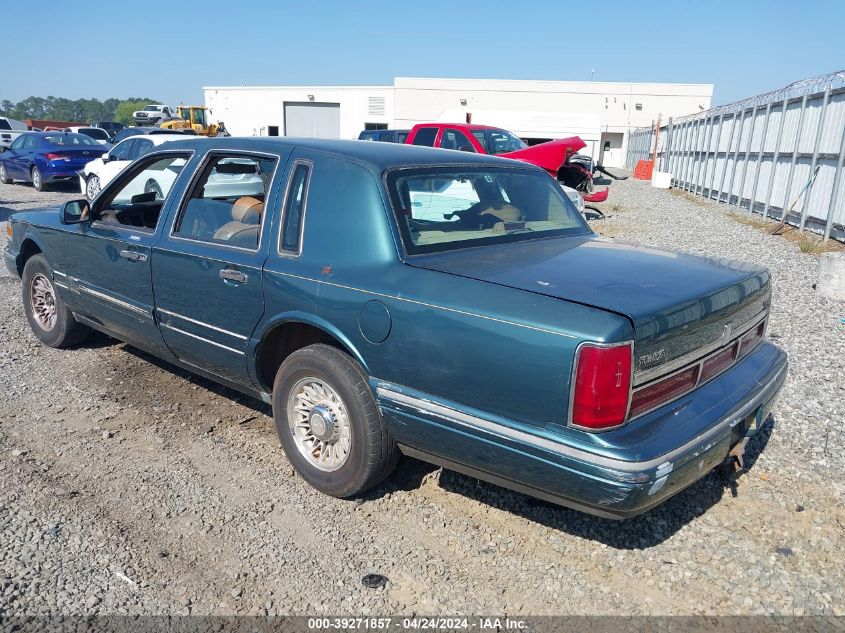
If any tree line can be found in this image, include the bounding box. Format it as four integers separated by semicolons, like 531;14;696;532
0;96;163;126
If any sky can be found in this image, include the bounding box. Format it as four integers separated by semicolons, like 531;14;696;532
2;0;843;109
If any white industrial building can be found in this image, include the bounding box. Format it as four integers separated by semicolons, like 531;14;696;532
204;77;713;168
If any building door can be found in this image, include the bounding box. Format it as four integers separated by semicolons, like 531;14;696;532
283;102;341;138
600;132;624;168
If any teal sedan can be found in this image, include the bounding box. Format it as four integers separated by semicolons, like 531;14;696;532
3;138;787;519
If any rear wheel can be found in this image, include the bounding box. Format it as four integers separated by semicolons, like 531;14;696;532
272;344;399;498
21;254;90;348
31;166;44;192
86;174;101;200
0;163;11;184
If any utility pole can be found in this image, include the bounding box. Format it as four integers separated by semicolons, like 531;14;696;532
651;114;662;166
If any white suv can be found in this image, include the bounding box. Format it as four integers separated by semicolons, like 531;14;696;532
132;104;174;126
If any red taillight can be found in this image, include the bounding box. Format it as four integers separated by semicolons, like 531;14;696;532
629;365;699;418
737;321;765;359
45;153;68;161
571;342;632;430
700;342;739;383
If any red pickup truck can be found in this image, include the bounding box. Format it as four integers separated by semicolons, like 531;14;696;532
404;123;608;203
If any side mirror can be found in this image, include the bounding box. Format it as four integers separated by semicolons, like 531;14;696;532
61;199;90;225
102;153;111;163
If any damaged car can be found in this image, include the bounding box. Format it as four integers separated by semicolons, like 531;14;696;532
4;138;787;519
405;122;609;203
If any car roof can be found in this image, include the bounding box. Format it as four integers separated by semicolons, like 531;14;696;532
156;137;531;172
415;123;502;131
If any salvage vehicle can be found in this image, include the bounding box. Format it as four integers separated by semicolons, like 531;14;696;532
3;138;787;519
132;104;174;126
406;123;609;203
79;133;188;200
0;132;107;191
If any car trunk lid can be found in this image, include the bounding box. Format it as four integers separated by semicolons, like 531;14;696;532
409;236;770;383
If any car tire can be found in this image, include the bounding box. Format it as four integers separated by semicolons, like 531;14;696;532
31;166;44;192
86;174;101;201
272;343;399;498
21;254;90;348
0;163;11;184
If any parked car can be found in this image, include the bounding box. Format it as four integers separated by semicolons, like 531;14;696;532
90;121;125;140
0;116;28;150
0;132;107;191
65;126;113;149
111;126;196;145
132;104;174;126
79;133;188;200
358;129;409;143
406;123;608;203
3;138;787;519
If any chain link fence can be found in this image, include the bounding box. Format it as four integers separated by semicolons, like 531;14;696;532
626;70;845;242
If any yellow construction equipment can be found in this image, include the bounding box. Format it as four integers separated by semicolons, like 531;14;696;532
159;106;228;136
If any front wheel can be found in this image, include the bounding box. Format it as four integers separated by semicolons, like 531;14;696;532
86;174;101;200
0;163;11;184
272;344;399;498
31;166;45;192
21;254;90;348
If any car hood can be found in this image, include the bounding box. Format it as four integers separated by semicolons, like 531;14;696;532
499;136;586;173
409;235;770;372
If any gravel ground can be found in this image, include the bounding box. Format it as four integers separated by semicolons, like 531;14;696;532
1;176;843;617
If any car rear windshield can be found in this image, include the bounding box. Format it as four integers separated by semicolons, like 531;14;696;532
386;166;589;255
43;133;103;147
78;128;110;141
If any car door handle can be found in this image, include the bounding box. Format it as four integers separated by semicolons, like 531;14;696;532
219;268;247;283
119;249;147;262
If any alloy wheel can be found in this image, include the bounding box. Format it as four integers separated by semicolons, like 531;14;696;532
287;377;352;472
29;273;57;331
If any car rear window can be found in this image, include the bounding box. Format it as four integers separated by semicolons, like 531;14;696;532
386;166;589;255
78;128;110;141
43;133;103;147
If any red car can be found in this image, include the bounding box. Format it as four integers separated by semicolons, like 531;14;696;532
405;123;608;203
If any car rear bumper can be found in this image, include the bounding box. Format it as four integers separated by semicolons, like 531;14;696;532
377;341;787;519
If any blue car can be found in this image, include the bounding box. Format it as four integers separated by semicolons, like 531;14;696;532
3;138;787;519
0;131;107;192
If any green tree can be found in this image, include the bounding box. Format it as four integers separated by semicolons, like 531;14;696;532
0;96;160;123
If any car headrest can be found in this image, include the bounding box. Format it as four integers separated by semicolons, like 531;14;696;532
232;197;263;224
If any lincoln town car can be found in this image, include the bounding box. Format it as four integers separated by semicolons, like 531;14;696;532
3;138;788;519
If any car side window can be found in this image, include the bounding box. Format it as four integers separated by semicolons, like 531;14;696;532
110;139;135;161
279;162;311;254
132;139;153;159
412;127;438;147
442;129;475;151
94;153;191;232
173;154;277;250
22;136;37;150
9;136;25;150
